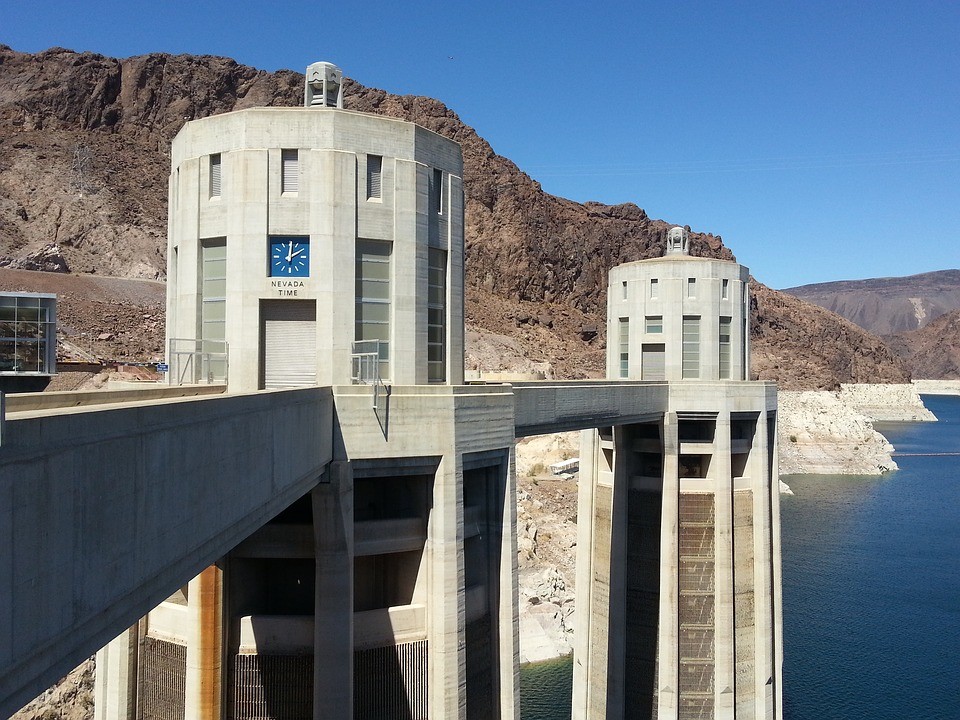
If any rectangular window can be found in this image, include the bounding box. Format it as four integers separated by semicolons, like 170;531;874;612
209;154;221;198
432;168;444;215
687;277;696;298
682;316;700;379
201;239;226;341
722;278;729;300
0;296;53;374
366;154;382;200
428;248;447;383
719;316;732;379
645;315;663;334
622;281;628;299
619;318;630;378
281;149;299;193
650;278;659;299
356;240;391;380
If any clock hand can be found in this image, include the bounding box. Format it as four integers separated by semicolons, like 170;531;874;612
291;247;305;258
286;241;293;263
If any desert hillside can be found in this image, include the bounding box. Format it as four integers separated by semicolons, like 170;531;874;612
0;45;911;389
884;308;960;380
784;269;960;335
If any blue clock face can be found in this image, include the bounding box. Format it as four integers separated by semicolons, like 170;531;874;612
270;238;310;277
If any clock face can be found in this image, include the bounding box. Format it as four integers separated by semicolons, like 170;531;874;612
270;238;310;277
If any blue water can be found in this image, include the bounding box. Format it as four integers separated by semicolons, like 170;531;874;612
782;394;960;719
520;394;960;719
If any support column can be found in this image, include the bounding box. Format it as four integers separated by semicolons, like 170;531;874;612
184;565;223;720
572;429;600;720
93;625;138;720
312;461;354;720
656;412;679;719
713;411;736;715
605;425;630;719
428;453;466;719
498;446;520;720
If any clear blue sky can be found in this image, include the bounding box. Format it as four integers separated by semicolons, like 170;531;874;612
4;0;959;289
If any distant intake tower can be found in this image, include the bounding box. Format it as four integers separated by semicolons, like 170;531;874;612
573;227;783;719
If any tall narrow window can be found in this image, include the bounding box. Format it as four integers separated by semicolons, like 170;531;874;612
622;281;628;299
281;149;299;193
719;316;732;379
428;248;447;382
201;238;227;380
209;154;221;198
356;240;391;380
687;277;696;298
619;318;630;378
721;278;729;300
432;168;444;214
682;316;700;379
366;155;382;200
650;278;659;299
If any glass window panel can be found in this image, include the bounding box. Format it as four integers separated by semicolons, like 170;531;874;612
202;300;226;321
428;326;445;344
356;302;389;324
358;259;390;281
0;306;15;322
16;306;42;322
203;243;226;259
428;363;445;381
203;258;226;278
203;278;226;297
357;324;389;343
202;320;226;342
19;340;41;371
360;279;390;300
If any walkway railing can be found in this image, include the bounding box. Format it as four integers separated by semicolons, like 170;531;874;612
351;340;387;411
168;338;228;386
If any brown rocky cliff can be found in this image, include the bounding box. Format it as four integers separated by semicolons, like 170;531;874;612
884;309;960;380
0;45;909;388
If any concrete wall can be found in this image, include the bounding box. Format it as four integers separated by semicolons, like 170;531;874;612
0;388;332;718
167;108;465;391
608;256;750;382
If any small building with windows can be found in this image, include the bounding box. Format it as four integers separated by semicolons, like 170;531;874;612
574;227;782;720
608;226;750;382
165;61;464;391
0;292;57;393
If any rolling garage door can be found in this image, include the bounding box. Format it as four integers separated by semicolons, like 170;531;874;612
261;300;317;389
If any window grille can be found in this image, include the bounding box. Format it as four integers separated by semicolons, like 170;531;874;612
427;248;446;382
682;316;700;379
367;155;382;199
281;149;299;193
619;318;630;378
209;154;221;198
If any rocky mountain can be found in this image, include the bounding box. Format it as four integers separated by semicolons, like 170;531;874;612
783;270;960;335
884;308;960;380
0;45;912;389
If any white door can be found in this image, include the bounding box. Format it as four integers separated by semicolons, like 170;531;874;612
261;300;317;389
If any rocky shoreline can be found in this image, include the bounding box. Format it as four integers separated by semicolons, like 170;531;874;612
778;383;936;476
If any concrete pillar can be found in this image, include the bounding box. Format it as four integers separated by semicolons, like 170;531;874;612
311;461;354;720
184;565;223;720
604;425;630;718
93;625;138;720
572;429;599;720
656;412;679;719
428;453;466;719
712;411;735;715
498;446;520;720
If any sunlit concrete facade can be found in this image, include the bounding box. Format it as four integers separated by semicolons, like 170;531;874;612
96;63;514;720
574;227;783;720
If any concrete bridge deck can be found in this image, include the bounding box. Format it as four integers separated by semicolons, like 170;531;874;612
0;379;776;717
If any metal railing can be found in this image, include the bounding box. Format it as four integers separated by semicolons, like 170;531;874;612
168;338;228;386
351;340;387;411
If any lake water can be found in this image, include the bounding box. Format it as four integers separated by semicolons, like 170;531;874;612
519;394;960;719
